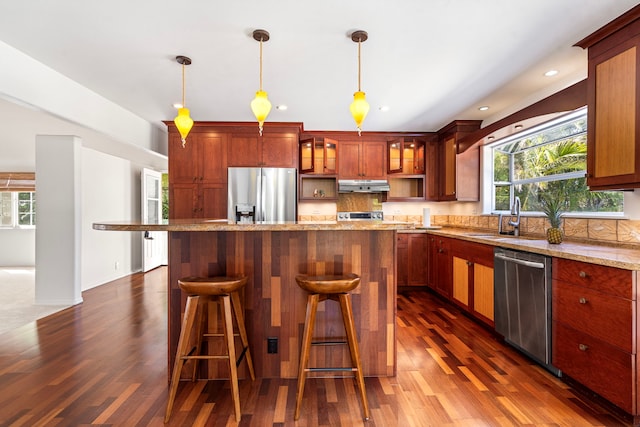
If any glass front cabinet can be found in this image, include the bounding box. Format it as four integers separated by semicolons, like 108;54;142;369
299;137;338;201
299;137;338;174
387;137;425;174
387;137;426;200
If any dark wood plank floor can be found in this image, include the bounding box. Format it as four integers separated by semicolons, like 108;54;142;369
0;267;631;426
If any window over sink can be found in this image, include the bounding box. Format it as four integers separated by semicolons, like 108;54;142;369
485;108;623;215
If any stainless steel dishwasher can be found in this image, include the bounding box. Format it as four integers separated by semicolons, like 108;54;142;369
494;247;560;376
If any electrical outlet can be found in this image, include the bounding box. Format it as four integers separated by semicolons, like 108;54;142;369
267;337;278;354
114;261;119;270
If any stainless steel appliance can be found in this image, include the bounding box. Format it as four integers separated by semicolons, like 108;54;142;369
336;211;384;221
493;247;560;376
338;180;390;193
228;167;297;223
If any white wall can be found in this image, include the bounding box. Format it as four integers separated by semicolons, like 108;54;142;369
0;229;35;266
81;148;143;291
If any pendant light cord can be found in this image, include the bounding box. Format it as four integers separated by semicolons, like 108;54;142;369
259;37;264;91
181;62;186;107
357;38;362;92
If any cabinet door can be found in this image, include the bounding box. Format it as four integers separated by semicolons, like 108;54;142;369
587;41;640;190
201;183;227;219
262;133;298;167
338;141;362;178
200;133;228;183
388;138;403;173
452;256;469;307
169;183;198;219
397;234;408;286
473;264;494;322
362;141;386;178
169;133;200;183
441;136;457;200
434;239;452;298
407;234;427;285
425;139;439;201
228;135;260;166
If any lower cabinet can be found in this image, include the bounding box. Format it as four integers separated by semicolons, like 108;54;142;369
397;233;427;286
552;257;639;415
427;235;452;298
451;240;494;326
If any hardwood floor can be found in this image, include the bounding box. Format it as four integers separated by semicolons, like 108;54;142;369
0;267;631;426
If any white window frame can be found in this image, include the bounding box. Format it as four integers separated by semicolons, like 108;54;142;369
481;108;624;218
0;191;36;228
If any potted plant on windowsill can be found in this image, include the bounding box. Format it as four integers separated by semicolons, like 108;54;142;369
540;192;564;244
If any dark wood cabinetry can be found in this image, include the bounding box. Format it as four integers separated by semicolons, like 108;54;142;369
168;130;228;219
387;137;425;174
299;137;337;174
168;122;301;219
228;129;299;168
450;239;494;326
429;121;482;201
397;233;428;287
338;140;386;179
575;6;640;190
552;257;639;415
427;235;452;298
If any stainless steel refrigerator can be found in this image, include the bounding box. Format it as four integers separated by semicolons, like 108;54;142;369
227;167;297;223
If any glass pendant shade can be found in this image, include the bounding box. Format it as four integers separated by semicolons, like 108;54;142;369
251;90;271;136
174;107;194;148
350;91;370;135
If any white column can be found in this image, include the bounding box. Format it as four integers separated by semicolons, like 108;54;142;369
35;135;83;305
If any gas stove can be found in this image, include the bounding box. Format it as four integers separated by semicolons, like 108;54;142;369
336;211;384;221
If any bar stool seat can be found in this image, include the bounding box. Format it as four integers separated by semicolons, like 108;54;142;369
164;275;255;423
294;273;370;421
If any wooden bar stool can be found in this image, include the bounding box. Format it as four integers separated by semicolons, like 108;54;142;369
164;275;255;423
294;273;370;421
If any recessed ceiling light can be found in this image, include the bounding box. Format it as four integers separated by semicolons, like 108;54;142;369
478;106;489;111
173;103;183;109
487;136;495;141
514;124;523;130
276;105;288;110
544;69;559;77
378;105;390;112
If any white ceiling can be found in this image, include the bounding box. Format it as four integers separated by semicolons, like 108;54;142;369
0;0;638;142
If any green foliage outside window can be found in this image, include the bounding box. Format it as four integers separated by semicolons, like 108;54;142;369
492;111;623;214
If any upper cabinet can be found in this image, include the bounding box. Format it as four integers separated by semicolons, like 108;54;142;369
228;127;300;168
299;137;338;174
387;137;426;174
575;6;640;190
338;140;386;179
430;120;482;201
167;129;228;219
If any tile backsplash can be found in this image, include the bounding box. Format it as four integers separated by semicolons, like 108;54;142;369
385;214;640;247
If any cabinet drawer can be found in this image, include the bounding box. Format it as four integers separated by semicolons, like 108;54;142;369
553;281;634;352
553;258;635;299
553;321;634;413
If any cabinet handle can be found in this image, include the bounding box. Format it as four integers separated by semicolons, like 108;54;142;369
466;261;473;266
438;248;443;253
579;271;587;278
578;344;589;352
579;297;588;304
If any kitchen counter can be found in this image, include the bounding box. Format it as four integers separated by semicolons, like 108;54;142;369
93;218;414;232
423;227;640;270
94;218;406;380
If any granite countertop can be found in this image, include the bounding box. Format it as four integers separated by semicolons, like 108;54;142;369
421;227;640;271
92;219;415;232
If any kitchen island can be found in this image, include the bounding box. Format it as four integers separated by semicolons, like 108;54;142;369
93;219;413;379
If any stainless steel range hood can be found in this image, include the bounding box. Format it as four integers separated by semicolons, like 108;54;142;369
338;179;390;193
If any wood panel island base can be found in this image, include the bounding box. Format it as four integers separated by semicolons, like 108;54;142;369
93;220;406;380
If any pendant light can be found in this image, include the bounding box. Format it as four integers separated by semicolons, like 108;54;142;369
350;30;370;136
173;55;194;148
250;29;272;136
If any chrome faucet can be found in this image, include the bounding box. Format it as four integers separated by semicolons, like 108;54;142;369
508;196;521;236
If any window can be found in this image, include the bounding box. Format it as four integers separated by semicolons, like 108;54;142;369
489;109;623;215
0;192;36;227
